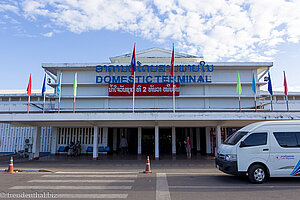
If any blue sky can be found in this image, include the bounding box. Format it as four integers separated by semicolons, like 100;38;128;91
0;0;300;92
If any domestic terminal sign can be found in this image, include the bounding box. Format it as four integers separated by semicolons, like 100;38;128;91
108;83;180;96
96;61;213;84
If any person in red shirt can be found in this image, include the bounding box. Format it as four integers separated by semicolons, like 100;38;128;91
184;136;191;159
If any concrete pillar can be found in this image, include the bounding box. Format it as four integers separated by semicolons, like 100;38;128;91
155;125;159;160
196;128;201;152
103;127;108;147
113;128;117;151
32;127;41;160
50;127;58;155
216;125;221;156
206;127;211;154
138;127;142;155
93;126;99;160
172;127;176;156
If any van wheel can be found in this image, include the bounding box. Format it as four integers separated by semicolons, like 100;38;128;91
248;164;267;184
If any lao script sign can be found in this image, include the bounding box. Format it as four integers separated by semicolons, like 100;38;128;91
108;83;180;96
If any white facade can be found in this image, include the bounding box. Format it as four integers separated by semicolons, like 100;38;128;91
1;47;300;159
0;123;51;154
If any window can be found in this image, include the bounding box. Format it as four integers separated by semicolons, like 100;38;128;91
243;133;267;147
224;131;248;145
11;97;20;101
274;132;299;148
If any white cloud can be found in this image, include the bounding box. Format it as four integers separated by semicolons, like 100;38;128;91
3;0;300;61
0;3;18;14
43;31;53;37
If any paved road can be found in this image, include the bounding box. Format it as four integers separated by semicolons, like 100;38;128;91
165;173;300;200
1;171;300;199
0;171;155;199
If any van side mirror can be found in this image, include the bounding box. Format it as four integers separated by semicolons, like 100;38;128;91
240;141;246;148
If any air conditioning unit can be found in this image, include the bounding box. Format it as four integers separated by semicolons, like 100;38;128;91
25;138;33;145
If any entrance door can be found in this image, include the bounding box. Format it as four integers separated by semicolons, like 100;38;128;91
107;128;138;155
176;128;187;155
127;128;138;155
200;128;207;155
159;128;172;155
142;128;154;156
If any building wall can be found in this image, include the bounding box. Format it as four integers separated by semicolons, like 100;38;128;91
0;123;52;153
54;67;264;111
56;127;108;153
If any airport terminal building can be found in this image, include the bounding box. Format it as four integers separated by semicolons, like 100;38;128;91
1;47;300;160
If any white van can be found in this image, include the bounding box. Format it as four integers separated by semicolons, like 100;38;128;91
216;120;300;183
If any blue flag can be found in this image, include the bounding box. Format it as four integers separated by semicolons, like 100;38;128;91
130;43;136;77
268;72;273;95
42;74;46;96
56;73;62;96
252;72;256;94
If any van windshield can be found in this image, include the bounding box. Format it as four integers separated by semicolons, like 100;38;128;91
224;131;248;145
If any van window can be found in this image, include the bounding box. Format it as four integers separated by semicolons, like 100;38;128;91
243;133;267;147
224;131;248;145
273;132;298;148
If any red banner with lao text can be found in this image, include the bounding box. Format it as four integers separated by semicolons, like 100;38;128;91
108;83;180;96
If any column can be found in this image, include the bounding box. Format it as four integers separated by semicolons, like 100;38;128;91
103;128;108;147
32;127;41;160
155;125;159;160
113;128;117;152
196;128;201;152
216;125;221;156
205;127;211;154
93;127;99;160
50;127;58;155
138;127;142;155
172;127;176;156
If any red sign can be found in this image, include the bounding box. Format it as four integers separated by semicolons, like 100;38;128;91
108;83;180;96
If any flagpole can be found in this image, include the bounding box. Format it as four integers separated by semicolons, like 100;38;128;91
173;74;175;113
283;71;289;112
27;74;32;114
172;55;175;113
237;72;242;112
27;96;30;114
170;43;175;113
57;73;62;113
58;92;61;113
43;93;45;113
238;95;241;112
286;95;289;112
270;95;273;111
254;94;257;112
73;96;75;113
133;72;136;113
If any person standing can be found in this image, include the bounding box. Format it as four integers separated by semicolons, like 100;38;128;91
184;136;191;159
74;141;81;156
67;142;75;156
119;136;128;156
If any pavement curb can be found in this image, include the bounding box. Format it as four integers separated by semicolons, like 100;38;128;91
0;169;54;173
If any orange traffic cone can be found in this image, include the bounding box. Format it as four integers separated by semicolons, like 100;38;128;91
144;156;152;173
7;157;14;173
